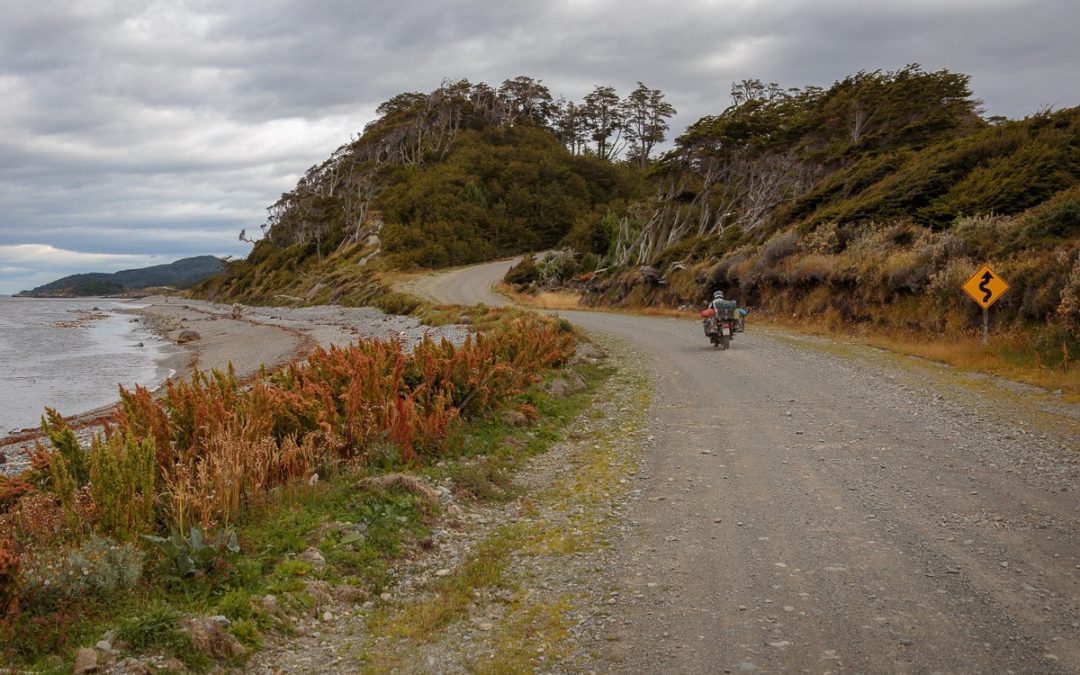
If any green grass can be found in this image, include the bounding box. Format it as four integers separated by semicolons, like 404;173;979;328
359;359;619;669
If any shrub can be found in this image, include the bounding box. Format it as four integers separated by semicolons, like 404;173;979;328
504;254;541;287
142;527;239;580
1057;254;1080;334
0;476;32;514
40;408;87;487
0;539;20;624
217;588;253;621
760;230;799;265
374;291;422;315
19;537;143;609
229;618;261;648
116;605;188;652
88;432;156;540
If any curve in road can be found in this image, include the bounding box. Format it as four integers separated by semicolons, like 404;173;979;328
408;259;1080;674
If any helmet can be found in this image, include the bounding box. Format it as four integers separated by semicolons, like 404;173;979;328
712;290;724;300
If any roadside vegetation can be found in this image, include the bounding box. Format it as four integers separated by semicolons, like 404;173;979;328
0;306;600;671
192;67;1075;392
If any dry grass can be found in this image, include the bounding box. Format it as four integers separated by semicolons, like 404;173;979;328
493;284;584;311
756;314;1080;398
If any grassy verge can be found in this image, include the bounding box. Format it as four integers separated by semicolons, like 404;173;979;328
0;311;583;671
754;313;1080;398
359;351;650;672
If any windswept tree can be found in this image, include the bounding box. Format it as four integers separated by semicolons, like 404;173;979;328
624;82;677;167
498;76;554;125
582;85;627;160
552;97;588;155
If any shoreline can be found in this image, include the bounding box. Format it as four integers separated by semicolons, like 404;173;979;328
0;298;469;474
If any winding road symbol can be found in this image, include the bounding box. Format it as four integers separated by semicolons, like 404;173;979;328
978;271;994;303
963;264;1009;309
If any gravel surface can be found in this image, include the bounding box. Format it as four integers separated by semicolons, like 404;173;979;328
406;259;1080;674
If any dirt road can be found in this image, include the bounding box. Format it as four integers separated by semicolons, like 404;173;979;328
408;259;1080;674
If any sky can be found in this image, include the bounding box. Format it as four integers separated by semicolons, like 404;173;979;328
1;0;1078;295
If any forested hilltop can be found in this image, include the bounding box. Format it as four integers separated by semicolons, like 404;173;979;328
194;76;666;305
195;67;1079;366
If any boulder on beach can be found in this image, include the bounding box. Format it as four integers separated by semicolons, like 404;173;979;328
176;329;201;344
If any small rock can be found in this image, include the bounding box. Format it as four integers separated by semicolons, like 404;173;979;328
500;409;530;427
94;640;112;652
113;657;152;675
478;622;494;631
380;592;393;602
74;647;98;674
322;611;334;622
900;639;914;646
298;547;327;569
209;615;230;628
435;568;451;577
261;594;282;616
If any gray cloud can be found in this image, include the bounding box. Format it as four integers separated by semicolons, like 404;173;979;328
1;0;1077;294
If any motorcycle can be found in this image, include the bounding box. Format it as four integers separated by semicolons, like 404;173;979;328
700;300;741;350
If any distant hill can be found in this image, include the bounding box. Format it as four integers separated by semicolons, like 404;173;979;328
16;255;226;297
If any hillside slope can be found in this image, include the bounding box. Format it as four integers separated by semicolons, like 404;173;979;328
193;77;649;306
506;68;1078;369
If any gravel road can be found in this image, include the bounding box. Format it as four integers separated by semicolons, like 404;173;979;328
408;259;1080;674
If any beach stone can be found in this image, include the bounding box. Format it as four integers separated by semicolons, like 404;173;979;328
176;329;201;344
74;647;98;674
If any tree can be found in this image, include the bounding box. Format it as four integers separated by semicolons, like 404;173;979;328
498;76;554;125
552;97;588;155
624;82;676;167
582;85;626;160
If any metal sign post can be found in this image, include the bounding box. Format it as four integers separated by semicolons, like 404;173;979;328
962;264;1009;346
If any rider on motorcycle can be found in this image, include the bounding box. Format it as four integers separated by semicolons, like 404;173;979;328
707;290;747;331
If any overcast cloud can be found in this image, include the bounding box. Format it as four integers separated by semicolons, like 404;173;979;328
1;0;1077;294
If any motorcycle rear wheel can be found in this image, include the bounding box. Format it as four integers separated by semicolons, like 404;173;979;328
720;335;730;350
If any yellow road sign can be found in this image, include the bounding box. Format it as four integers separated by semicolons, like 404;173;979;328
962;264;1009;309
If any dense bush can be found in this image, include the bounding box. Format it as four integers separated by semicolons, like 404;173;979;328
9;316;574;550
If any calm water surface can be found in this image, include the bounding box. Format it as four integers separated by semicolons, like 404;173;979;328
0;297;178;434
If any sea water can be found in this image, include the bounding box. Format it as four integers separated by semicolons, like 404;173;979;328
0;297;178;434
